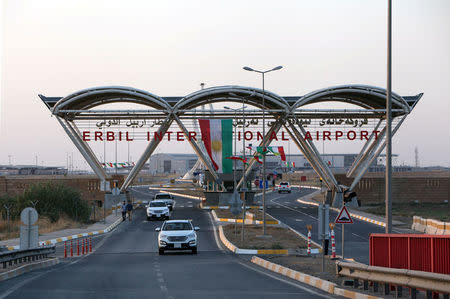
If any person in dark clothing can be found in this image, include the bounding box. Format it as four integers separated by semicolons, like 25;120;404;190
126;201;133;221
121;201;127;221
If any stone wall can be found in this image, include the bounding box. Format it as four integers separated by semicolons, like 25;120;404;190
0;174;125;202
286;171;450;204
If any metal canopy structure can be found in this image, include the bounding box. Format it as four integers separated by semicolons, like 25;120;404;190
39;84;423;206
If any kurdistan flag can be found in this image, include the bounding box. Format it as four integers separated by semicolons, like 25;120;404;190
247;146;286;161
199;119;233;173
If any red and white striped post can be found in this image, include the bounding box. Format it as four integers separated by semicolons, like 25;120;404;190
82;239;85;255
329;223;336;259
85;237;88;253
64;241;67;258
77;239;80;256
307;225;312;255
89;237;92;253
70;240;73;257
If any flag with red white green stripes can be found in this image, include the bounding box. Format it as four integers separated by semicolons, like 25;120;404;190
199;119;233;173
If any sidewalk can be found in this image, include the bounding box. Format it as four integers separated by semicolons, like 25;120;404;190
0;212;123;248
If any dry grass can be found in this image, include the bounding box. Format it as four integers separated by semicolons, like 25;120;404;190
0;216;82;241
215;208;275;221
223;224;309;250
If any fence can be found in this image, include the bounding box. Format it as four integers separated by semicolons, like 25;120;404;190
370;234;450;275
0;246;55;269
337;260;450;298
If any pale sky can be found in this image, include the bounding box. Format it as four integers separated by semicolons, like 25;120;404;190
1;0;449;169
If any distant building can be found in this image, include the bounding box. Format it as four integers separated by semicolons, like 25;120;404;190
0;165;67;176
145;153;198;174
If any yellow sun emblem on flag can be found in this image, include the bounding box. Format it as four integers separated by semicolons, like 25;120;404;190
211;140;222;152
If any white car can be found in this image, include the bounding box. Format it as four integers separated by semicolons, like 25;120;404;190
146;200;170;221
154;193;175;211
156;220;199;255
278;181;291;193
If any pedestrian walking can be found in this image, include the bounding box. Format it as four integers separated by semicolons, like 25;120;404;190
126;201;133;221
121;201;127;221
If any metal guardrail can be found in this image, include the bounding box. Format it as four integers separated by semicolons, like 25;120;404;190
336;261;450;298
0;246;55;269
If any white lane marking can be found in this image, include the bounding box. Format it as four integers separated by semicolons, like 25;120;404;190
351;232;368;241
270;198;317;221
295;219;303;222
237;262;330;298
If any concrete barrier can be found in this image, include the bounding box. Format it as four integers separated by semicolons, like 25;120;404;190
425;219;438;234
435;220;446;235
411;216;450;235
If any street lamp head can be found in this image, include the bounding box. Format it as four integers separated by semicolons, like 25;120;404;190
243;66;254;72
271;65;283;71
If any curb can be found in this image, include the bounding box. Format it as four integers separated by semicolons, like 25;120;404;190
218;226;289;255
211;210;279;225
251;256;382;299
161;190;205;201
0;258;60;282
7;216;123;251
296;198;386;228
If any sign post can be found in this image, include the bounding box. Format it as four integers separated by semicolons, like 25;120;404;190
318;204;330;272
335;205;353;259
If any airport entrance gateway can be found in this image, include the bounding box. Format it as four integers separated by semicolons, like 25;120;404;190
39;85;423;207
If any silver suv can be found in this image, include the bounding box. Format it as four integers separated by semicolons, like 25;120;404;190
146;200;170;221
154;193;174;211
156;220;199;255
278;181;291;193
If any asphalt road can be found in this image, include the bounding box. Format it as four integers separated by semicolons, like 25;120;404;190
0;187;334;299
258;187;385;263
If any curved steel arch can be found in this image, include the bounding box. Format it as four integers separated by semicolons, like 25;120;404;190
291;84;411;114
173;85;291;113
52;86;171;115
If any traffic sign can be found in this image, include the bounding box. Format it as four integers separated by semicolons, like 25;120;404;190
335;206;353;224
229;191;242;216
111;187;120;196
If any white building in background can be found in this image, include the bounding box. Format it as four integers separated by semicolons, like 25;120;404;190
146;153;198;174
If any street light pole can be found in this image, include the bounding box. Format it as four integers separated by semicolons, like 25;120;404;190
243;65;283;235
386;0;393;233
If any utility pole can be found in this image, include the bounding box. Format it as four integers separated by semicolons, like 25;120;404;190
385;0;393;234
415;147;419;168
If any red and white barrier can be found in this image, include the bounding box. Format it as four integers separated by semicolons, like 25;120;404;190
331;228;336;259
307;228;312;255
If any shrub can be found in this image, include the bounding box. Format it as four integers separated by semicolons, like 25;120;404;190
20;182;90;223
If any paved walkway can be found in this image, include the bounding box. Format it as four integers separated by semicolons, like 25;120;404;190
0;212;123;247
